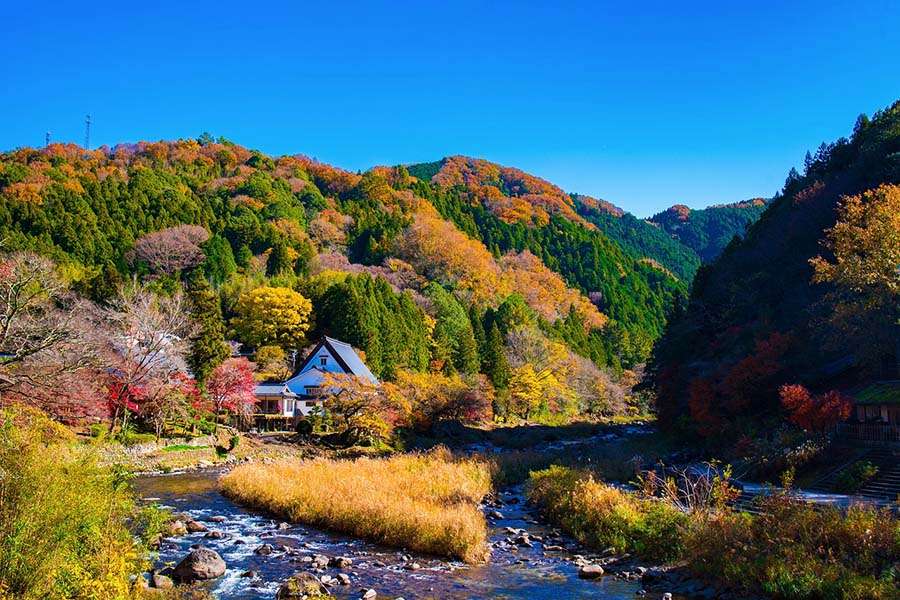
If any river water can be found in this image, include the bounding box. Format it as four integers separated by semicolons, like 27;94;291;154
135;470;645;600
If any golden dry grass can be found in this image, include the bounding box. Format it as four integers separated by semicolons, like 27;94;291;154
219;447;491;563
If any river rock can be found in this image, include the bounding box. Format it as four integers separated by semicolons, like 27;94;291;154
329;556;353;568
204;530;229;539
208;515;227;523
172;547;226;582
186;520;208;533
361;589;377;599
488;510;504;519
255;543;275;555
167;520;188;536
578;564;605;579
336;573;351;585
311;554;330;569
662;594;672;600
150;572;173;589
276;572;329;598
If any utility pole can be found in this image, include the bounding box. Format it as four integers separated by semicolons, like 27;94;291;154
84;114;91;150
45;131;51;147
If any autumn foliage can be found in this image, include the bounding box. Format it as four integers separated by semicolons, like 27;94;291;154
779;384;851;432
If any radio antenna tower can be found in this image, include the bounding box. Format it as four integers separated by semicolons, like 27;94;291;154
84;114;91;150
45;131;51;147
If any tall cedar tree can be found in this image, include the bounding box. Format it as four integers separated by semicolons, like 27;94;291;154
186;271;230;384
483;322;510;389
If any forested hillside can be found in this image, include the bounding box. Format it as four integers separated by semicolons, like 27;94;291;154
649;199;768;262
0;139;694;428
650;101;900;442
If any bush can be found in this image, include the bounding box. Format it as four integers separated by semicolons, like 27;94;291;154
0;406;144;599
684;493;899;599
527;466;687;562
835;461;879;493
220;447;491;562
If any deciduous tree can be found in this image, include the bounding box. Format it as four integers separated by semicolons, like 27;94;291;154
230;286;312;350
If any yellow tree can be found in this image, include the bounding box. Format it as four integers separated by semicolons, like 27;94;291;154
230;286;312;350
810;184;900;372
507;364;547;422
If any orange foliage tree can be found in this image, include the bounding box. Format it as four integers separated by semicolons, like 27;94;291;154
779;384;852;432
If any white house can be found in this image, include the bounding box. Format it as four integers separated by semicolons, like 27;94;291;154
252;337;379;427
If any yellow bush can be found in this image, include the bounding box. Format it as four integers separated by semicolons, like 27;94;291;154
220;447;491;562
0;405;144;599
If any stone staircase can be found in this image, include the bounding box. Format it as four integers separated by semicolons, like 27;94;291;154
857;448;900;501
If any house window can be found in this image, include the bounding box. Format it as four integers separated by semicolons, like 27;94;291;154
305;386;322;397
319;355;328;366
284;398;295;414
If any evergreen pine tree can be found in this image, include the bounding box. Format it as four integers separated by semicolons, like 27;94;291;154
483;323;509;389
186;271;230;384
454;325;480;375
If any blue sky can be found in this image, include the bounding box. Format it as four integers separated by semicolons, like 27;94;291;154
2;1;898;216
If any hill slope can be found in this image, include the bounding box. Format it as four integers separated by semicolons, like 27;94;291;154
0;142;687;368
648;200;768;262
649;100;900;440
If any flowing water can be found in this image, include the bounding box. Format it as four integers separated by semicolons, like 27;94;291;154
135;470;645;599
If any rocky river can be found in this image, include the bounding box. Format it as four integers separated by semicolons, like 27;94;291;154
135;470;651;600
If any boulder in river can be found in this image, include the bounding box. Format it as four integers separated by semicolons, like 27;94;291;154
328;556;353;568
254;543;275;555
150;571;173;589
578;564;605;579
172;547;226;582
186;520;208;533
276;572;329;598
167;520;188;536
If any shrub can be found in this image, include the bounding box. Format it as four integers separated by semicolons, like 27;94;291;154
0;406;144;599
527;466;687;562
220;447;491;562
835;461;879;493
684;493;899;599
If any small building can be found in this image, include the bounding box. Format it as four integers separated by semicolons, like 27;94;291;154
837;381;900;444
250;337;378;430
851;381;900;425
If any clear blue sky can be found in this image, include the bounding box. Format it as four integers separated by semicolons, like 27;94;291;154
2;1;898;216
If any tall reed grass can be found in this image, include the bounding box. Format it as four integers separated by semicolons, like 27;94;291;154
220;447;491;562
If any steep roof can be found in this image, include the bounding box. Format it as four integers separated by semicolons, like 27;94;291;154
295;337;379;385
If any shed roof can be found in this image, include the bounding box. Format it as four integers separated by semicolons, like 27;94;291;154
851;381;900;405
254;381;297;396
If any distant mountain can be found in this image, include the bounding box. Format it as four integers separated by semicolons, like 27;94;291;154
649;100;900;440
648;199;768;263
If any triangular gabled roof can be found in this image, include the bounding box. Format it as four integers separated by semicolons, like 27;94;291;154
293;336;379;385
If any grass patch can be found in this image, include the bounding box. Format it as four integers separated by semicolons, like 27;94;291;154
220;447;491;563
526;465;900;599
0;406;146;599
528;466;687;562
161;444;209;453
